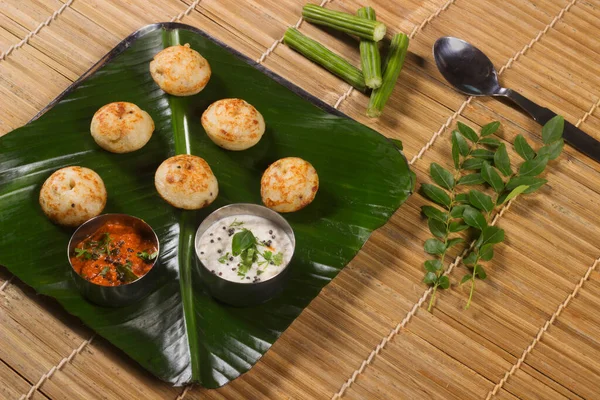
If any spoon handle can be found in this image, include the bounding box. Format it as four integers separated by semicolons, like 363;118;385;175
502;88;600;162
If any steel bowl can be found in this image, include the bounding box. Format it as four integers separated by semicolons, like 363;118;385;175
67;214;161;307
194;203;295;307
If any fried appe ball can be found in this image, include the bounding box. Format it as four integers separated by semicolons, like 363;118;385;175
149;44;211;96
261;157;319;213
154;155;218;210
39;166;107;226
201;98;266;151
90;102;154;153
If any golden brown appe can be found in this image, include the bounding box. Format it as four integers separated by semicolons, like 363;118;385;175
154;155;218;210
90;102;154;153
201;98;266;151
39;166;107;227
261;157;319;213
149;44;211;96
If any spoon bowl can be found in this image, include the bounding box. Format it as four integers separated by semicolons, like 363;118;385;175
433;37;502;96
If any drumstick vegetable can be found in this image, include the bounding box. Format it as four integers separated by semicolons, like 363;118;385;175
367;33;409;117
283;28;366;91
302;4;386;42
357;7;382;89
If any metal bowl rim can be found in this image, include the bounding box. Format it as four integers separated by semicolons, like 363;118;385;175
67;213;160;288
194;203;296;287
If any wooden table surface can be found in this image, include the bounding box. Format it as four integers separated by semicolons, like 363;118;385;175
2;0;600;399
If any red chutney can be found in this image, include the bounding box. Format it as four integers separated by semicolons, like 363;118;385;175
70;222;158;287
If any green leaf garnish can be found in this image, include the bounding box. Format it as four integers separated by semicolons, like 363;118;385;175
461;158;484;170
451;133;460;169
424;259;442;272
475;265;487;280
449;205;467;218
457;121;478;142
505;176;545;191
99;232;112;254
502;185;530;204
514;134;535;160
493;143;512;176
537;139;564;161
430;163;454;190
229;219;244;228
479;137;501;147
480;121;500;137
421;183;451;208
445;238;464;249
480;226;505;248
452;130;469;156
519;155;549;177
237;247;258;277
116;261;138;283
99;266;110;277
523;179;548;194
424;239;445;255
138;250;158;262
428;218;446;239
232;229;256;256
74;248;93;260
463;252;478;266
218;252;230;264
468;190;494;213
437;276;450;289
462;206;487;231
421;206;448;222
423;271;437;285
458;173;484;186
481;161;505;193
454;193;469;203
272;252;284;266
542;115;564;145
479;244;494;261
471;149;494;161
448;221;469;232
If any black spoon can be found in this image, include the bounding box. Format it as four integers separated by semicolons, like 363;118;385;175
433;36;600;162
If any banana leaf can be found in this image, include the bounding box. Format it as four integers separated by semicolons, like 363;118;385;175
0;23;414;387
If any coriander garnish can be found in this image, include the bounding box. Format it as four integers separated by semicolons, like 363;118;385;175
98;232;112;255
137;250;158;263
272;252;283;266
262;250;284;266
421;116;564;310
228;227;285;278
218;252;230;264
229;219;244;228
74;248;93;260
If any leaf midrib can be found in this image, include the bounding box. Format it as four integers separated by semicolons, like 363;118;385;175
163;28;201;382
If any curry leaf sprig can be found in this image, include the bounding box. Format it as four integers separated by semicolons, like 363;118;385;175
459;116;564;309
420;121;491;311
421;116;565;310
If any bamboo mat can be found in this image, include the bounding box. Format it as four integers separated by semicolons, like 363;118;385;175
1;0;600;398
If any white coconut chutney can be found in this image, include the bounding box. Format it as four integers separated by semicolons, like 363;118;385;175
196;215;293;283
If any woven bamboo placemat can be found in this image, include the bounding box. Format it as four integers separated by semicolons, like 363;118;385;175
1;0;600;399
